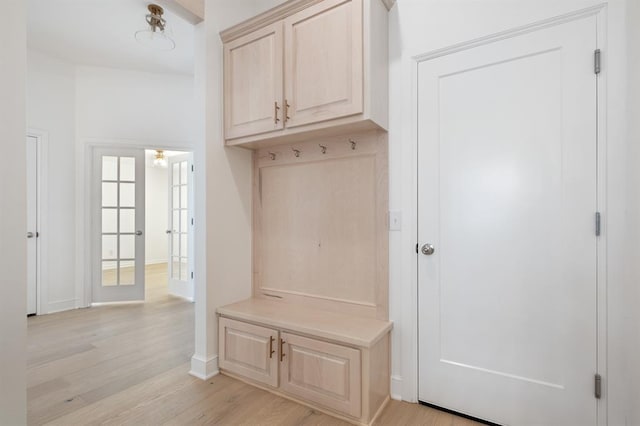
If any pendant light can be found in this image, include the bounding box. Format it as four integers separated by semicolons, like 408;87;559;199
135;4;176;51
153;150;168;167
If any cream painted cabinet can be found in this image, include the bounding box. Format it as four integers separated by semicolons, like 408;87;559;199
223;22;284;140
221;0;389;148
280;332;362;418
218;317;279;387
283;0;363;128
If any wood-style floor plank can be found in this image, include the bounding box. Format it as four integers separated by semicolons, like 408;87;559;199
28;263;480;426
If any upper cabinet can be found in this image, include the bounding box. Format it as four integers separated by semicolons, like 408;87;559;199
224;22;284;139
221;0;390;149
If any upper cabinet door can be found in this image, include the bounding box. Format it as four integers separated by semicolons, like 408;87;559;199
284;0;363;128
224;22;284;140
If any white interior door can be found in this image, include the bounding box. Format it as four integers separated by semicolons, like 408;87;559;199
417;15;598;426
167;154;193;300
93;148;145;303
26;135;38;315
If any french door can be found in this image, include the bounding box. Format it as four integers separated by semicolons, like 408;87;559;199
417;15;599;425
93;148;145;303
167;153;193;300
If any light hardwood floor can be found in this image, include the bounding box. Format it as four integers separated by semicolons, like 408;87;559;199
27;263;480;426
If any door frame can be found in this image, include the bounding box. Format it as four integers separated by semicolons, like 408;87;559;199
26;129;49;315
80;139;195;306
405;5;608;424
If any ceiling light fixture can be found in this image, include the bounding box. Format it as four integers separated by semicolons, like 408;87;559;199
153;149;168;167
135;4;176;51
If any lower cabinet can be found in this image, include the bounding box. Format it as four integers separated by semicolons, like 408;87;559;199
218;317;364;420
218;317;279;387
280;332;361;418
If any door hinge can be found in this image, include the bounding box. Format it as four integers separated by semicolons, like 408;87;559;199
191;164;194;172
595;212;601;236
594;49;601;74
595;373;602;399
191;218;194;225
191;271;194;279
415;243;419;254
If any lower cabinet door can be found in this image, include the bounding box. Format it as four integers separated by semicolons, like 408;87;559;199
280;332;361;418
219;317;279;387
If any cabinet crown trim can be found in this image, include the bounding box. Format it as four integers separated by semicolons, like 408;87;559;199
217;298;392;348
220;0;392;43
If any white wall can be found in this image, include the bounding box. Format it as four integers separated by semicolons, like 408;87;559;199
145;160;169;265
76;66;195;144
0;0;27;423
388;1;639;424
27;50;77;313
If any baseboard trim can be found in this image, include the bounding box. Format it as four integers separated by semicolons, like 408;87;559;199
390;375;403;400
46;299;77;314
189;355;219;380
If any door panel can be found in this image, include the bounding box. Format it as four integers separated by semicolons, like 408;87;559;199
26;135;38;315
280;332;361;418
168;154;193;299
284;0;363;128
219;318;279;387
224;22;284;139
417;16;597;425
93;148;145;303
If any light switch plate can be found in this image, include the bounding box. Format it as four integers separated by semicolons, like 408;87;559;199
389;210;402;231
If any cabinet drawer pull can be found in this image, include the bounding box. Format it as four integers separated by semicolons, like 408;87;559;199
269;336;275;359
274;101;281;124
280;338;286;362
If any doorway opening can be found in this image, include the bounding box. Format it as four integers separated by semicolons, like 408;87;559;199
144;149;194;302
92;147;193;304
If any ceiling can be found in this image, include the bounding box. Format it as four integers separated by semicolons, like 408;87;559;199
28;0;195;75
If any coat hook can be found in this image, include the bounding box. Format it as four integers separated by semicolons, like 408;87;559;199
349;139;356;150
269;152;276;160
292;148;301;158
319;145;327;154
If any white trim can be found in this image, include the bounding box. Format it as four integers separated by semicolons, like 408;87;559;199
47;299;77;314
406;5;609;413
146;259;169;265
26;129;48;316
190;355;219;380
594;6;608;426
91;300;144;306
390;375;403;401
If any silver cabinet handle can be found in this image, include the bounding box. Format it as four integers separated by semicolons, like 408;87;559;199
421;243;435;255
27;232;34;239
135;230;143;236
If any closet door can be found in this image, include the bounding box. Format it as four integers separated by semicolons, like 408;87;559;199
280;332;361;418
219;318;279;387
224;22;284;140
283;0;363;128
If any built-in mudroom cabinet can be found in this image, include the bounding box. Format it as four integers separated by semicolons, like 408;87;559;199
217;0;393;424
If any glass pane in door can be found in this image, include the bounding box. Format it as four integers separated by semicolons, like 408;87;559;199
169;159;189;284
101;156;137;286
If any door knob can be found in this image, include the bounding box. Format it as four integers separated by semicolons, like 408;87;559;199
166;230;172;234
26;232;34;239
421;243;435;255
135;230;143;236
